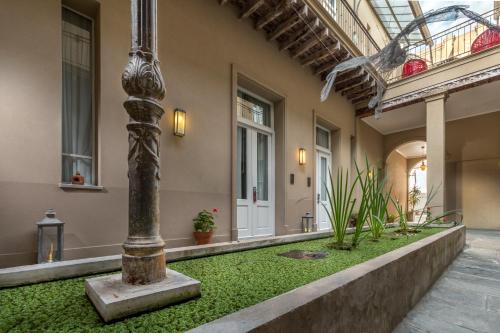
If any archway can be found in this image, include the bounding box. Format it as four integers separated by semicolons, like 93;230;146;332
408;158;427;221
385;141;426;220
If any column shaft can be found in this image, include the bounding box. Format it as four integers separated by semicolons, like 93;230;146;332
121;0;166;285
425;94;446;217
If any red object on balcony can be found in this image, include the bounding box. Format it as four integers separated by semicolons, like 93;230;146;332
471;28;500;54
402;59;428;78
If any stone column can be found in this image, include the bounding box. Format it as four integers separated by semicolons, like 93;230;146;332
425;93;447;217
121;0;166;285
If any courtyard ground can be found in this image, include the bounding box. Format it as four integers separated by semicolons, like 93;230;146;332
395;229;500;333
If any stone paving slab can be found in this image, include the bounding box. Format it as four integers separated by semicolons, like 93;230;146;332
394;229;500;333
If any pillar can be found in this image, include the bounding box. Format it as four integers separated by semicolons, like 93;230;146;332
425;93;447;217
121;0;166;285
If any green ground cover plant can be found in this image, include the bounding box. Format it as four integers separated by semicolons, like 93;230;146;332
0;228;444;333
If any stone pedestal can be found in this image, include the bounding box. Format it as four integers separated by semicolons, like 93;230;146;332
85;268;201;322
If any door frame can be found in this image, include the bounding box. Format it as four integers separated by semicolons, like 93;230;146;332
315;124;332;231
236;87;275;239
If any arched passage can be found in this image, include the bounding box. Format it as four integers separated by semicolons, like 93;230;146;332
385;141;426;220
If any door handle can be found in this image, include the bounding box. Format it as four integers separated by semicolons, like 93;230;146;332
317;193;320;204
253;187;257;203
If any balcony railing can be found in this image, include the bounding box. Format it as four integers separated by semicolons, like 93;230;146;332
389;8;500;83
318;0;380;56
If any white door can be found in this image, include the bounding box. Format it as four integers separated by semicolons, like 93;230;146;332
236;126;274;239
316;151;331;231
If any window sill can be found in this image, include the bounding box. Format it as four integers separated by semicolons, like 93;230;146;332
58;183;104;191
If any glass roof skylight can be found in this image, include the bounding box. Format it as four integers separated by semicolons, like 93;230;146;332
369;0;424;45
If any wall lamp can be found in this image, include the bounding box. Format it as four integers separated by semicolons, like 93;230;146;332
173;108;186;137
299;148;306;165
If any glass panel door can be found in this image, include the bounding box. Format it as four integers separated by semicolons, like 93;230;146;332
320;156;327;201
256;132;269;201
236;126;274;239
237;127;247;200
317;151;331;231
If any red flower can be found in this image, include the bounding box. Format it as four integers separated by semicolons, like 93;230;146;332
212;208;219;213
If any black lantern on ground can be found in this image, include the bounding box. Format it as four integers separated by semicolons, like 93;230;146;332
302;212;314;233
37;209;64;264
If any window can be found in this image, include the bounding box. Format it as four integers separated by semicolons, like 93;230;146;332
61;7;94;184
237;90;271;128
316;126;330;150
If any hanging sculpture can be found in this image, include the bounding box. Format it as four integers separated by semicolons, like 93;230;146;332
320;5;500;119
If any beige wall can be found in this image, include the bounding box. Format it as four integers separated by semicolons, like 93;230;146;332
355;118;384;169
0;0;384;267
383;111;500;229
385;150;407;216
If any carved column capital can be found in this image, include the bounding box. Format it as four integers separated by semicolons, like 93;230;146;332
122;50;165;102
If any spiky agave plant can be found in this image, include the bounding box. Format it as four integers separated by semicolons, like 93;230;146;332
352;160;372;247
390;196;409;234
323;168;357;250
366;167;391;241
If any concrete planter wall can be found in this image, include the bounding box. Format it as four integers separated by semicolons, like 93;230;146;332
189;225;466;333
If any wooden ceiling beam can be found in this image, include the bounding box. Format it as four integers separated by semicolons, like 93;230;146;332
315;52;349;76
292;28;328;59
240;0;265;19
334;68;363;86
256;0;297;30
348;88;376;102
301;41;339;66
355;107;372;117
267;5;307;41
279;17;319;51
345;81;375;98
335;73;368;92
352;92;376;105
337;75;369;95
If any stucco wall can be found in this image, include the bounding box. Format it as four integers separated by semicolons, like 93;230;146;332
445;112;500;229
356;118;384;169
0;0;384;267
383;111;500;229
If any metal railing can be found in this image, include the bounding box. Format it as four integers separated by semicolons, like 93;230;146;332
318;0;380;56
389;8;500;83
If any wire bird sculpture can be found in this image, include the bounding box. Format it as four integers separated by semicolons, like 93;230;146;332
320;5;500;119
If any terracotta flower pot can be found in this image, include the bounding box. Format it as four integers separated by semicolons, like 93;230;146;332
193;231;213;245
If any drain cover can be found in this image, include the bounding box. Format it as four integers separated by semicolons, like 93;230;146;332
278;250;328;260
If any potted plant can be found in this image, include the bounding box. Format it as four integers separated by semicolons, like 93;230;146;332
193;208;217;245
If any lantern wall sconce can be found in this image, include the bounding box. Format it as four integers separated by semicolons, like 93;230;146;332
298;148;306;165
173;108;186;137
36;209;64;264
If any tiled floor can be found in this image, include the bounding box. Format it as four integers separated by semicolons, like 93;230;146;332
394;229;500;333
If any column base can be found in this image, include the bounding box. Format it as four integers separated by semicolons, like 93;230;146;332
85;268;201;322
122;250;166;285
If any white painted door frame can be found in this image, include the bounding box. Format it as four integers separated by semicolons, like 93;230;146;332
236;88;275;239
315;124;332;231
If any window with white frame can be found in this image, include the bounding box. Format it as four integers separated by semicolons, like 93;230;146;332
61;7;94;184
316;126;330;150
